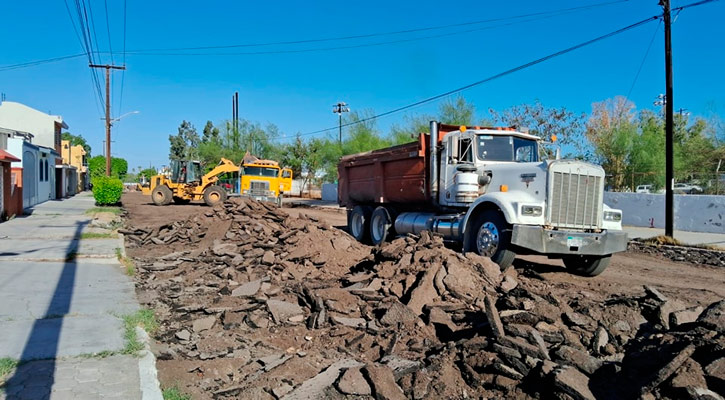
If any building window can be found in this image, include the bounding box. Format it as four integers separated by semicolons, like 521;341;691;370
39;159;44;181
45;159;49;181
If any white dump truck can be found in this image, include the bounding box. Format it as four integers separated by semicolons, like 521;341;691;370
338;121;628;276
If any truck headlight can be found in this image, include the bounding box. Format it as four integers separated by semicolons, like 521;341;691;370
604;211;622;222
521;205;543;217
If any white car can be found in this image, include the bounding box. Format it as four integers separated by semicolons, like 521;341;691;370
636;185;653;193
673;183;703;194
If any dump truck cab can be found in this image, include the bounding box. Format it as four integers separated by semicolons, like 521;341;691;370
240;158;293;205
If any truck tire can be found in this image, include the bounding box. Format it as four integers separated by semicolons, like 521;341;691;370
348;205;372;244
152;186;172;206
173;196;191;205
203;185;227;207
370;206;394;246
469;210;516;271
563;255;611;277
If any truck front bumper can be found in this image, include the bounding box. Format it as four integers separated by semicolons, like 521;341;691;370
511;225;628;256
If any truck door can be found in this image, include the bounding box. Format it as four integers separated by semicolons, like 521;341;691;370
280;168;293;193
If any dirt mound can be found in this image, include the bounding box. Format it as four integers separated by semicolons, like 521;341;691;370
123;198;725;399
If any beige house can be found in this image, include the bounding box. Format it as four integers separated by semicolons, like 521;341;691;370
61;140;88;192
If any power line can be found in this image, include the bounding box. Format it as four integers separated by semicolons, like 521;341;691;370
294;15;660;138
0;54;86;72
624;19;661;103
119;0;127;115
0;0;631;68
62;0;104;114
123;12;593;57
126;0;628;53
104;0;114;64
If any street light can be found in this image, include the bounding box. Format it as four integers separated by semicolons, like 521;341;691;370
99;110;138;170
332;102;350;145
102;110;140;124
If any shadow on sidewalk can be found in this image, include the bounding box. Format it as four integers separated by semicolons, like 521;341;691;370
3;220;88;398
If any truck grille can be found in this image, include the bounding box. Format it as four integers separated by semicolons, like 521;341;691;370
548;163;603;229
250;180;270;195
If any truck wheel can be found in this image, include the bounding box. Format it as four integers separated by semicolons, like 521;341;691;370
173;196;191;205
563;255;611;277
470;210;516;271
370;206;394;246
203;185;227;206
152;186;172;206
348;205;372;244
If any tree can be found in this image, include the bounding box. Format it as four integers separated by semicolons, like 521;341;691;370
87;155;128;181
439;96;476;126
169;121;200;161
201;121;220;143
389;114;434;145
61;132;92;155
138;167;157;182
585;97;637;191
489;100;588;158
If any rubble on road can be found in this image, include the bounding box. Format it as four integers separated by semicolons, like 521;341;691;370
124;197;725;399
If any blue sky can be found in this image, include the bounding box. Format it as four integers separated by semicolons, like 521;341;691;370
1;0;724;170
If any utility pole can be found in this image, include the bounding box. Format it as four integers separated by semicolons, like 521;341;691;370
332;102;350;145
660;0;674;238
90;64;126;176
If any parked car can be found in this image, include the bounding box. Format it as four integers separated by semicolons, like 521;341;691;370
673;183;703;194
636;184;653;193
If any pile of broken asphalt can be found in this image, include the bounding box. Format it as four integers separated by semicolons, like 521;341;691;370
121;197;725;400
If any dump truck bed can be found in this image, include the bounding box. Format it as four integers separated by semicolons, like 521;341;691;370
338;133;431;207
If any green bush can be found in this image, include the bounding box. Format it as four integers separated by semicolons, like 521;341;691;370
92;176;123;205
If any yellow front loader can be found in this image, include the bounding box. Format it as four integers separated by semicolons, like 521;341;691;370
139;158;239;206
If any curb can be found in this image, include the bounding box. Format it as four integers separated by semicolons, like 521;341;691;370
121;230;163;400
136;326;164;400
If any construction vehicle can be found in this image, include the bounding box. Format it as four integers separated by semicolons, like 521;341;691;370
140;158;239;206
338;122;628;276
239;154;293;206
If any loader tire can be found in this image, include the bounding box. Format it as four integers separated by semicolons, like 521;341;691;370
203;185;227;207
152;185;173;206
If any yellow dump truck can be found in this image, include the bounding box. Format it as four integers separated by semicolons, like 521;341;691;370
240;155;293;206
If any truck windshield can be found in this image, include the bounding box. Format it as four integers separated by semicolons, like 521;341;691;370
243;166;279;177
476;135;538;162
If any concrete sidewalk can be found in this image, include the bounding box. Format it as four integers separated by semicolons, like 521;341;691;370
0;193;160;400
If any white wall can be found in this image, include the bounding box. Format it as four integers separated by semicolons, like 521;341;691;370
289;179;303;196
0;101;65;149
322;183;338;202
604;192;725;234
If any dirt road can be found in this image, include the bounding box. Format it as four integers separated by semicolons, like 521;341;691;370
123;191;725;305
120;191;725;399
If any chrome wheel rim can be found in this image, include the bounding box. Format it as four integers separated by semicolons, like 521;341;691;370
371;214;386;243
476;221;499;257
351;212;364;238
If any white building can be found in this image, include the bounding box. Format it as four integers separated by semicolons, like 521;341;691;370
0;100;69;209
0;101;67;152
7;137;59;208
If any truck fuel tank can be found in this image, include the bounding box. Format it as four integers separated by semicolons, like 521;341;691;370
395;212;463;240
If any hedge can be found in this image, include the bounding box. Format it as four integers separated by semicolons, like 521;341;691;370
92;176;123;205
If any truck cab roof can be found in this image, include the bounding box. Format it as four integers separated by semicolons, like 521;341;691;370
450;127;541;142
